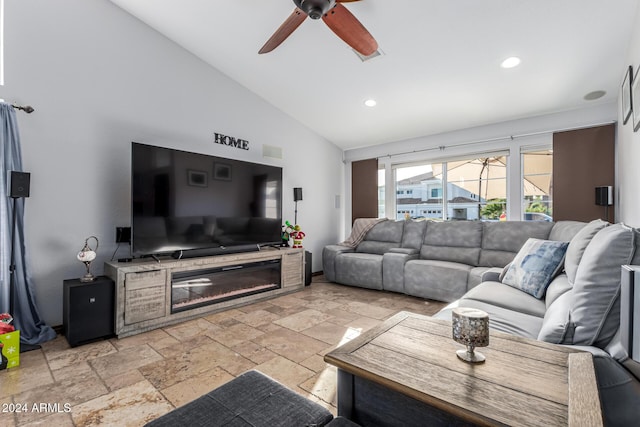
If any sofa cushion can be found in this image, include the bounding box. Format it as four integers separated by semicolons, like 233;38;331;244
548;220;586;242
434;300;544;339
537;291;574;344
570;223;635;348
479;221;554;267
363;220;404;242
420;221;482;266
467;266;492;290
501;238;569;299
335;253;384;290
404;260;472;302
462;281;546;318
356;221;404;255
564;219;609;284
545;274;572;309
401;220;427;250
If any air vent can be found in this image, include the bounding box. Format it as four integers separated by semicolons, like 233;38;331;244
263;144;283;159
354;48;384;62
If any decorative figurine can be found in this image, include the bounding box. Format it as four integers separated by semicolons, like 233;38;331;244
282;221;295;247
290;225;306;248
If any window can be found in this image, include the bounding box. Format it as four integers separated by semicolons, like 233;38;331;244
393;154;508;221
395;164;440;220
522;148;552;221
445;156;507;220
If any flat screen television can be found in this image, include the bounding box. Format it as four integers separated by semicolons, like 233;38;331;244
131;142;283;258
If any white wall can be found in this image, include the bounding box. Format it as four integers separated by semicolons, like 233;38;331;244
617;3;640;228
1;0;344;326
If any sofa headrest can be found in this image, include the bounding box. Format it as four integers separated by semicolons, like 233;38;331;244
363;220;404;243
548;220;587;242
570;223;636;348
564;219;609;284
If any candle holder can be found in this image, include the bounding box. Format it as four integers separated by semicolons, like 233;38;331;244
77;236;99;283
452;307;490;363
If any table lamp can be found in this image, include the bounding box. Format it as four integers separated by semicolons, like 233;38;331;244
452;307;490;363
77;236;99;282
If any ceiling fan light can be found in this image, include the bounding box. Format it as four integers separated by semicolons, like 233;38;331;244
364;99;377;107
296;0;334;20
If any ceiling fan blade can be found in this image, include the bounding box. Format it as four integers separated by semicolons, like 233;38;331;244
322;3;378;56
259;8;307;54
337;0;363;2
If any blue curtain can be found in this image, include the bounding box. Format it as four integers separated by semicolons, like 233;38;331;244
0;102;56;345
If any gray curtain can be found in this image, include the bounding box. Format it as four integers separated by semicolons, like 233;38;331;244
0;102;56;345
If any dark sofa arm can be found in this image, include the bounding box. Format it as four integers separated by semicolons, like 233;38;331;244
481;267;504;283
593;354;640;426
323;245;355;282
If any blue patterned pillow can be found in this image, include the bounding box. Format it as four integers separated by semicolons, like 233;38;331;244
502;238;569;299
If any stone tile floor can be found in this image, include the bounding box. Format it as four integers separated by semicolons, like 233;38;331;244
0;277;445;426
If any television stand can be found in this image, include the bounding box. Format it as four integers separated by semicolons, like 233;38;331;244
105;247;304;338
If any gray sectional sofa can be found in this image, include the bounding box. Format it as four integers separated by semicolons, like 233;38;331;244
323;218;640;425
323;219;584;301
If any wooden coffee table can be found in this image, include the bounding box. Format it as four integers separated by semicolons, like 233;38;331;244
324;311;603;427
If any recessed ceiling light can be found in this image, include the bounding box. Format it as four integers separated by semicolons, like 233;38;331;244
501;57;521;69
584;90;606;101
364;99;377;107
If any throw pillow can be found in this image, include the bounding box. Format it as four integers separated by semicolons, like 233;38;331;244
498;262;511;282
564;219;609;284
501;238;569;299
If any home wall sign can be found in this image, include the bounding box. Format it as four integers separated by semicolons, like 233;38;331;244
214;132;249;151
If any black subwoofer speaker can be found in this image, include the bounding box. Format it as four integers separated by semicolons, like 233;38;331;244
63;276;114;347
305;251;312;286
9;171;30;198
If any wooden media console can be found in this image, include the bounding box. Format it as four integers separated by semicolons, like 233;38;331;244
104;247;304;338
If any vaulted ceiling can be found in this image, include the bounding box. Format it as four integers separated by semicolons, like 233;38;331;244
109;0;638;150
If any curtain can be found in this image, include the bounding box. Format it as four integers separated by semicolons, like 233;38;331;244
0;102;56;345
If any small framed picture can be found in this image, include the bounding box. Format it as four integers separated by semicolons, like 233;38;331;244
213;163;232;181
187;170;208;187
634;67;640;132
622;65;633;125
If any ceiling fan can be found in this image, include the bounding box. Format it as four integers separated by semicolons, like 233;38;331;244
259;0;378;56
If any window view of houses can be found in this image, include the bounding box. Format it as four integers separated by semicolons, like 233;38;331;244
379;150;553;222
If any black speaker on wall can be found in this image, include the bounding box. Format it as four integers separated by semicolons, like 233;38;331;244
9;171;30;198
293;187;303;202
595;186;613;206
